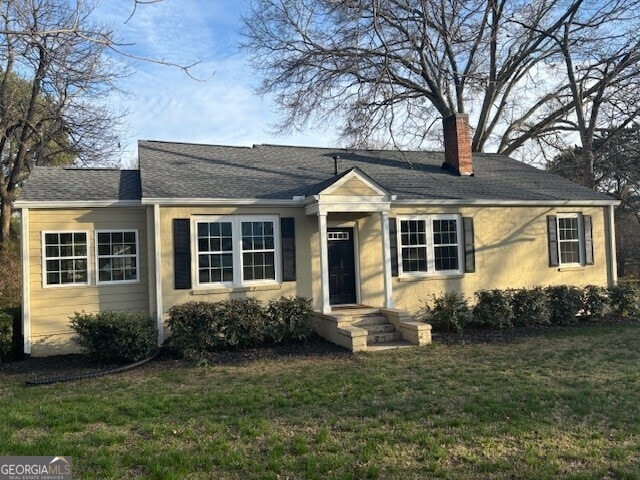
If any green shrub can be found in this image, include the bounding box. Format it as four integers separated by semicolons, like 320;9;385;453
473;289;514;329
69;311;156;363
218;298;267;349
582;285;609;321
265;296;313;344
510;287;551;326
608;284;640;318
418;291;469;333
546;286;583;324
167;297;313;359
166;301;227;358
0;311;12;362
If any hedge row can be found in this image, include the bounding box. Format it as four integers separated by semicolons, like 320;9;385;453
0;310;12;362
419;284;640;333
166;296;313;359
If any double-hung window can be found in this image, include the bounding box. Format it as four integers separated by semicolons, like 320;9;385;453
195;215;279;287
398;215;462;276
96;230;139;284
557;214;582;265
43;232;89;286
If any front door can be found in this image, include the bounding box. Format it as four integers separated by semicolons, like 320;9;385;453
328;227;357;305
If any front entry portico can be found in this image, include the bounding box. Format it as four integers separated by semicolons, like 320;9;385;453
303;167;395;314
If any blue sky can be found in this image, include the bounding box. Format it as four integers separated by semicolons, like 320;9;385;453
94;0;338;166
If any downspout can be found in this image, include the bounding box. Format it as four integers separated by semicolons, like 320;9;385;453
608;205;617;286
20;208;31;355
153;204;164;345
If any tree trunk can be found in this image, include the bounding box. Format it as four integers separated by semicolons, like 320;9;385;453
0;196;11;253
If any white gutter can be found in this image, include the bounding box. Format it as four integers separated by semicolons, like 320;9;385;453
141;198;304;206
153;204;164;346
392;199;620;207
608;204;618;286
13;200;142;208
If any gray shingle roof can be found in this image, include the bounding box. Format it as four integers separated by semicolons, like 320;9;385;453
18;167;141;202
138;141;613;202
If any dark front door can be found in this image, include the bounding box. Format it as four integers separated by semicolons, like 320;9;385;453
328;227;357;305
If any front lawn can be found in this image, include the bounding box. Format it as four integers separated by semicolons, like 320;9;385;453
1;323;640;479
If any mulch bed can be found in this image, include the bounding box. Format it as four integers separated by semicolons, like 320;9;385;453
1;321;634;382
0;335;351;381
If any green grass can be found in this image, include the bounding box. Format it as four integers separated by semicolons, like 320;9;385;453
2;324;640;479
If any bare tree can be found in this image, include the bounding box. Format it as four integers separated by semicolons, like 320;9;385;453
0;0;124;250
242;0;640;157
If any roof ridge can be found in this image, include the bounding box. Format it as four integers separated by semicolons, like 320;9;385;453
139;139;253;150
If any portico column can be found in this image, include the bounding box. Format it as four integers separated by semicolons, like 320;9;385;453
380;211;394;309
318;212;331;314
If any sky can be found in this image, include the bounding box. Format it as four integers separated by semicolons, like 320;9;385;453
94;0;338;166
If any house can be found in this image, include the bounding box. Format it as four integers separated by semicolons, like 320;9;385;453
15;114;619;355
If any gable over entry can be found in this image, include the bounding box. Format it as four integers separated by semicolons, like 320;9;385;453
304;168;395;314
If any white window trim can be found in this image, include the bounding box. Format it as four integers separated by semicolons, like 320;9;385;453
397;214;463;277
41;230;90;288
192;215;281;289
95;229;141;285
557;213;584;267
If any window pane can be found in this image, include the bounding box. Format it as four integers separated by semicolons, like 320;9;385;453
435;246;459;271
560;242;580;264
197;222;209;236
221;222;232;236
47;273;60;285
46;245;59;257
45;233;58;245
99;270;112;282
98;232;110;244
60;233;73;244
124;232;136;243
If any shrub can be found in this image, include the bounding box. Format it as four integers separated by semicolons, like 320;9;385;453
608;284;640;318
582;285;609;321
69;310;156;363
418;291;469;333
510;287;551;326
218;298;267;349
167;297;313;358
265;296;313;344
473;289;514;329
0;311;12;362
545;285;583;324
166;301;227;357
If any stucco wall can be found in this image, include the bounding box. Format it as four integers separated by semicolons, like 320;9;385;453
27;207;149;356
388;205;610;312
158;206;314;314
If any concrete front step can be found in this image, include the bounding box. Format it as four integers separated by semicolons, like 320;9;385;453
367;331;404;345
363;323;396;334
352;314;389;327
366;341;415;351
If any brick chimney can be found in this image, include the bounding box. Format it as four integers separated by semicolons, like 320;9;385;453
442;113;473;176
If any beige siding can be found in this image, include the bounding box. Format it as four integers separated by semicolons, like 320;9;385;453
28;208;149;356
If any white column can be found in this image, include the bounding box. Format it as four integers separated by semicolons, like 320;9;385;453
608;204;618;286
380;211;394;309
20;208;31;355
153;204;164;345
318;212;331;314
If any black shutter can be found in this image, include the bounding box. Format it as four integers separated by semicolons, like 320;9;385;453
463;217;475;273
281;217;296;281
547;215;559;267
173;219;191;290
584;215;594;265
389;217;399;277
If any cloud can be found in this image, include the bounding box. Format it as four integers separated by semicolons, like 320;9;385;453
95;0;338;167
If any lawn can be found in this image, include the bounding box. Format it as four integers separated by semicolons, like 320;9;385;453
1;323;640;479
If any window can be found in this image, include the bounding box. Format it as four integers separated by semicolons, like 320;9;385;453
195;216;279;286
557;215;581;265
43;232;89;286
96;231;139;283
398;215;462;275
